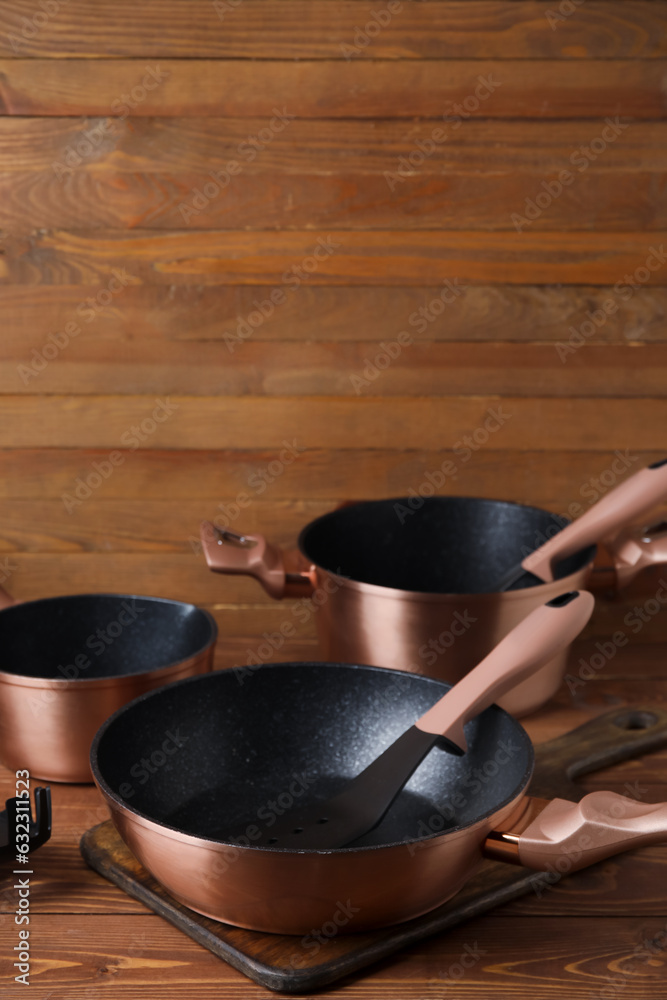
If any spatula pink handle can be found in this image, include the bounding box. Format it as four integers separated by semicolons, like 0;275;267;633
522;459;667;582
518;790;667;871
415;591;595;749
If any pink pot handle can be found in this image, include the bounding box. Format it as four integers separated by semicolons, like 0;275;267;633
0;584;16;610
200;521;315;599
415;591;595;751
522;459;667;583
517;790;667;871
606;523;667;589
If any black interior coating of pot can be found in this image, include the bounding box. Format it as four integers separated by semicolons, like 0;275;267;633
298;496;596;593
0;594;216;680
91;662;534;850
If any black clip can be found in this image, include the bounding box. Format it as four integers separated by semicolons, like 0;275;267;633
0;787;52;863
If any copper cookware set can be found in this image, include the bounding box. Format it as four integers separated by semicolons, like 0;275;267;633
2;460;667;943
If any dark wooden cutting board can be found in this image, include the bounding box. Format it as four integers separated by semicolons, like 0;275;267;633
80;706;667;994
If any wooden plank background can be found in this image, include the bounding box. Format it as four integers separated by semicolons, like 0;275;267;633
1;2;667;998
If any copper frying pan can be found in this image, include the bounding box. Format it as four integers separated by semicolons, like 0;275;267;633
90;657;667;935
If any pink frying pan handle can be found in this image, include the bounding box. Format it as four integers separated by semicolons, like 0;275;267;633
522;459;667;582
517;790;667;871
607;524;667;589
199;521;314;599
0;584;16;610
415;590;595;751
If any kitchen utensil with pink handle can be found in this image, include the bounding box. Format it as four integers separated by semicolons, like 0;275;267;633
252;590;595;849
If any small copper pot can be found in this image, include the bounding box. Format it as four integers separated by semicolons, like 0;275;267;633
201;497;667;716
0;589;217;783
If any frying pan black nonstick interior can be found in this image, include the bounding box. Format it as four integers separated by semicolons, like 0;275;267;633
298;497;596;594
0;594;216;680
92;663;534;850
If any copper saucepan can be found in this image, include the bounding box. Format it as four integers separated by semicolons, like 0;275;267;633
0;585;217;783
90;658;667;935
201;471;667;715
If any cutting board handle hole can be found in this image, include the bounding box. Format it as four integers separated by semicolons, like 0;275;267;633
612;710;658;731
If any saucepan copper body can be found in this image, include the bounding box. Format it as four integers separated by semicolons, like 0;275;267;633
201;497;667;716
90;663;667;935
0;591;217;783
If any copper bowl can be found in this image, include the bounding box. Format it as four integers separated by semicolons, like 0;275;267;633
0;593;217;783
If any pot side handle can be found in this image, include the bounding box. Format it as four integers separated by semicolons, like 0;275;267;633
606;523;667;590
486;790;667;872
199;521;315;599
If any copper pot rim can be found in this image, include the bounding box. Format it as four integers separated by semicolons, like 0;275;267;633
90;660;535;855
299;557;595;603
0;593;218;688
295;495;596;600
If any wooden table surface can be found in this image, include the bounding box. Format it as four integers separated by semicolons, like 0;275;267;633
2;634;666;1000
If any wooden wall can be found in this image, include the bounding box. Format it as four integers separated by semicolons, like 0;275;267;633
1;1;666;664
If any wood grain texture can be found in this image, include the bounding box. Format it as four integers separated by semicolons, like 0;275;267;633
1;914;666;999
4;230;667;286
3;340;667;397
1;1;666;60
1;59;666;117
3;118;665;173
0;117;664;232
3;283;667;342
6;168;667;232
0;396;666;448
0;448;662;502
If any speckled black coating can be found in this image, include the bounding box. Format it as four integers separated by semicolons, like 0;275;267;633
0;594;216;680
298;496;595;593
91;662;534;851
